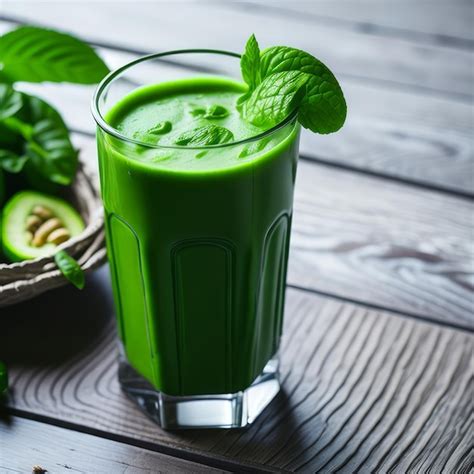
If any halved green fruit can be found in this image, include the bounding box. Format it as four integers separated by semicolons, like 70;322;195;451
2;190;85;262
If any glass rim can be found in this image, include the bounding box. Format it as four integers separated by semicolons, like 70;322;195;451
91;49;298;150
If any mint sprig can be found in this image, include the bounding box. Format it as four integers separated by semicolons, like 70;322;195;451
239;35;347;134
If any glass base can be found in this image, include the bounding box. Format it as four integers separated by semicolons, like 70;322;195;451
118;352;280;429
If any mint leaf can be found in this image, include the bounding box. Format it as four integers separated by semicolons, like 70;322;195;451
0;26;109;84
0;84;23;119
241;70;308;128
239;37;347;134
239;137;270;158
204;104;229;119
55;250;85;289
148;121;172;135
175;125;234;146
260;47;346;134
0;149;28;173
241;34;261;90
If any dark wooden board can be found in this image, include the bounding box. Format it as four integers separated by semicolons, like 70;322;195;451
67;133;474;329
0;417;228;473
249;1;474;44
1;20;472;196
2;2;473;98
1;267;472;473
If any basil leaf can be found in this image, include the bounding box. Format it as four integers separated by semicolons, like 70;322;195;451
241;70;308;129
16;93;78;185
0;149;28;173
0;84;23;119
175;125;234;146
260;46;346;134
0;26;109;84
55;250;85;290
241;34;261;90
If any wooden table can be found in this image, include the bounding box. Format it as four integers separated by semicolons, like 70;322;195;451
1;2;473;472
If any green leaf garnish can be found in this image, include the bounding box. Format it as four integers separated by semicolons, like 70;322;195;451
204;104;229;119
190;107;206;117
148;121;172;135
241;71;308;129
0;26;109;84
239;35;347;134
238;137;270;159
55;250;85;289
175;125;234;146
240;34;261;90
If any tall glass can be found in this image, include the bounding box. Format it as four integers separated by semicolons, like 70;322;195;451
92;51;300;429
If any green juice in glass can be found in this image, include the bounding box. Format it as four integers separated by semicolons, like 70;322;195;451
97;76;300;400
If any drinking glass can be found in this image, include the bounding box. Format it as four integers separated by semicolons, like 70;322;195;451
92;50;301;429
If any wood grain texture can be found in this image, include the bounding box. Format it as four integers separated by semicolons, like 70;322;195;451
67;132;474;328
249;1;474;44
0;19;471;195
2;1;473;98
0;417;228;473
1;268;472;473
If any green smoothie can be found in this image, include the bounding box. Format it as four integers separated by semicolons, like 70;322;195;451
98;76;300;396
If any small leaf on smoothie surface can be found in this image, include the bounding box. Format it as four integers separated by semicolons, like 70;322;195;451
204;105;229;119
147;121;172;135
175;125;234;146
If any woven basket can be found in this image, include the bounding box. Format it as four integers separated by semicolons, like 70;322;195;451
0;161;107;307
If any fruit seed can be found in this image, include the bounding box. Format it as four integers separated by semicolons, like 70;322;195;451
32;218;63;247
26;215;42;233
46;228;71;245
32;205;54;220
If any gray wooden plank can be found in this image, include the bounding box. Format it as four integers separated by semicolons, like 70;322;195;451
69;132;474;328
2;268;472;472
248;1;474;44
2;31;471;195
0;416;228;473
2;1;473;98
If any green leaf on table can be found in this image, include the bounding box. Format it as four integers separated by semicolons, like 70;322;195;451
55;250;85;290
241;34;261;90
0;84;23;119
175;124;234;146
241;70;308;129
0;26;109;84
0;149;28;173
238;36;347;134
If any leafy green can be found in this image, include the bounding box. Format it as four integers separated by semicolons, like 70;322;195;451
0;149;28;173
0;26;109;84
239;35;347;134
241;70;308;128
55;250;85;289
148;121;172;135
238;137;270;158
0;84;23;119
204;104;229;119
175;125;234;146
241;34;261;90
2;90;78;186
